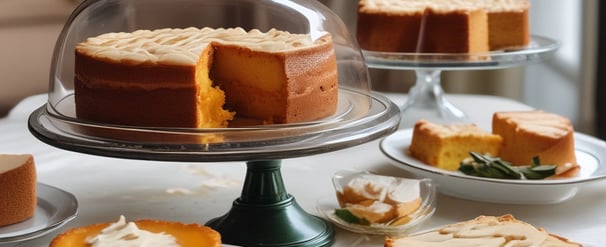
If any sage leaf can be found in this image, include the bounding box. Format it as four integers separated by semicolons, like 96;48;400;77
459;152;557;180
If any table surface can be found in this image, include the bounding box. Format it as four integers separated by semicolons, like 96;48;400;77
0;93;604;247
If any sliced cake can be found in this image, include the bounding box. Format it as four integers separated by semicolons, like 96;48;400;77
356;0;530;53
409;119;502;171
0;154;37;227
485;0;530;50
492;110;579;177
75;27;338;128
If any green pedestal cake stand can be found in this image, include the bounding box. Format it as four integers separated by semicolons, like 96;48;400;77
28;89;400;246
207;160;334;246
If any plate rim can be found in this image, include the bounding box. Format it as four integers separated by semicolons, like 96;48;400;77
0;183;78;243
380;129;606;186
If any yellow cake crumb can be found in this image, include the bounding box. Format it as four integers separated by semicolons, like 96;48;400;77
409;119;502;171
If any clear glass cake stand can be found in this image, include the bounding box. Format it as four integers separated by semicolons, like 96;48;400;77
362;35;560;128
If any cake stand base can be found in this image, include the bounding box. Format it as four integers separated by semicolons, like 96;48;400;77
399;69;467;128
206;160;334;247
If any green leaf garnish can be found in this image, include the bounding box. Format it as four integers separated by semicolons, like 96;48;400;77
334;208;370;225
459;152;557;180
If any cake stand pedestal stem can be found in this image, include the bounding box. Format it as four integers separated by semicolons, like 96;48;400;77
206;160;334;247
399;69;467;128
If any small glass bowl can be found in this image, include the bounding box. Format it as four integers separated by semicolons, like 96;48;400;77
317;170;437;236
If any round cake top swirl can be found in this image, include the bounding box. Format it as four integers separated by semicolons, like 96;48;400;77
76;27;321;66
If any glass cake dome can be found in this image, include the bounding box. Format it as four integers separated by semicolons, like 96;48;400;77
29;0;400;161
28;1;401;246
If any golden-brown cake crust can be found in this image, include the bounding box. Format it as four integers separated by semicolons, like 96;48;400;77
486;1;530;50
0;154;37;227
416;7;488;53
74;28;338;128
492;111;578;176
356;0;529;53
409;119;502;171
356;2;423;52
212;36;338;124
74;55;201;127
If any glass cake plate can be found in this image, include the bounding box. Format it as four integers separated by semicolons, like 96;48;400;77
27;0;401;246
362;35;559;70
29;89;398;162
362;36;559;128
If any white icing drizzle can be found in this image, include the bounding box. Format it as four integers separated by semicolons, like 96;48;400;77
77;27;321;66
86;215;180;247
389;216;578;247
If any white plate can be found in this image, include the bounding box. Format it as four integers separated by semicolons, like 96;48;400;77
0;183;78;244
380;129;606;205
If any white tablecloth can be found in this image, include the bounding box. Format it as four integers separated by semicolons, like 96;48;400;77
1;93;604;247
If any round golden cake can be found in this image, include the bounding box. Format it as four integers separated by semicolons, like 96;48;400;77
74;27;338;128
50;218;221;247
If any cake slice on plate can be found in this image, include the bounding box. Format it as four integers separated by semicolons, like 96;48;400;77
408;119;502;171
385;214;582;246
493;110;580;177
0;154;37;227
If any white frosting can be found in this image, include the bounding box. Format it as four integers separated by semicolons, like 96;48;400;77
77;27;320;66
389;216;579;247
86;215;180;247
360;0;528;12
345;174;420;203
359;0;432;12
483;0;530;11
386;179;421;203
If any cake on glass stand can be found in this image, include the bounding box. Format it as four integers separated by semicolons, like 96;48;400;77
27;0;400;246
362;35;559;128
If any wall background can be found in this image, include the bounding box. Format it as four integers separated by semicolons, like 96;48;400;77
0;0;77;117
0;0;598;137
